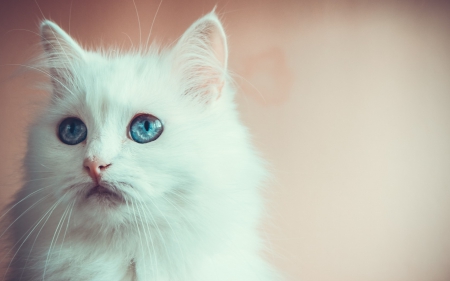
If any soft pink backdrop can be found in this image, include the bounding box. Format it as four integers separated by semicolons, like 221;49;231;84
1;1;450;280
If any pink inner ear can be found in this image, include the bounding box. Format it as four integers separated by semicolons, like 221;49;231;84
173;13;229;102
209;24;227;68
41;26;55;54
203;23;226;99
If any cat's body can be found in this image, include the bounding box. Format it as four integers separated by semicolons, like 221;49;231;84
3;11;279;281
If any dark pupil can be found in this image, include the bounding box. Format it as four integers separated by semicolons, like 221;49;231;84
144;120;150;131
68;123;76;134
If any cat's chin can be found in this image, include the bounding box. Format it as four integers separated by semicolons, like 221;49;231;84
85;184;125;206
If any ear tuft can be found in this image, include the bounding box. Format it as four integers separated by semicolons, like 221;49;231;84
40;20;84;60
191;11;228;69
40;20;84;97
173;11;228;102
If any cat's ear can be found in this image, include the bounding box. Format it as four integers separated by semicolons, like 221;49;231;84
172;11;228;103
40;20;84;97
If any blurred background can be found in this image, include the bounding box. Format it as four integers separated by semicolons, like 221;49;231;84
1;0;450;280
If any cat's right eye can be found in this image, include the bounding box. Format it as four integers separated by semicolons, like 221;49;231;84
129;114;163;144
58;117;87;145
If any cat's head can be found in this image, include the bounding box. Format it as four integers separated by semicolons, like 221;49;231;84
25;12;261;231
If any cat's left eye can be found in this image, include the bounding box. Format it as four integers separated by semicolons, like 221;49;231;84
129;114;163;144
58;117;87;145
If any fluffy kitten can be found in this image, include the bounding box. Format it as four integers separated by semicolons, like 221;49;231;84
3;11;280;281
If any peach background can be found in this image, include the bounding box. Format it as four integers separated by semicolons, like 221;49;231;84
1;1;450;280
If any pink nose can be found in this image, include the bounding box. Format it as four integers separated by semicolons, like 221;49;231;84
83;157;111;182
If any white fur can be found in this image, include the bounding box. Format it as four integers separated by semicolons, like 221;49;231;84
4;11;280;281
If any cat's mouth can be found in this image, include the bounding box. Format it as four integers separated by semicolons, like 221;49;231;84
86;184;124;203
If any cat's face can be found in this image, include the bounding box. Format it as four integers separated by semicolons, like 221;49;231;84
26;13;243;228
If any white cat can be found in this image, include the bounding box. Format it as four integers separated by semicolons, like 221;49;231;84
3;11;280;281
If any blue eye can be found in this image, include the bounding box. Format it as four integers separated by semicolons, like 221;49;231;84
129;114;163;144
58;117;87;145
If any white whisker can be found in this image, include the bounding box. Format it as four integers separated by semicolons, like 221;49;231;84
131;0;141;50
132;198;153;278
4;193;64;280
129;197;146;277
135;197;160;279
145;0;163;48
58;199;75;259
43;198;72;279
149;195;188;279
20;194;67;280
0;186;48;221
0;192;53;241
3;63;77;97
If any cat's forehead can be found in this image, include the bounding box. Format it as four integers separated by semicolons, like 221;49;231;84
83;52;169;100
60;52;177;125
